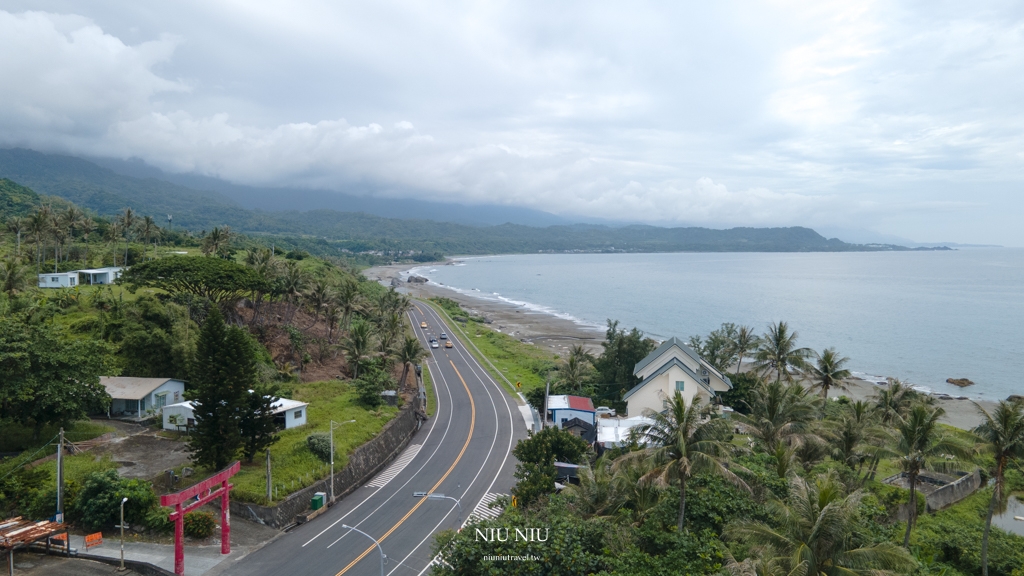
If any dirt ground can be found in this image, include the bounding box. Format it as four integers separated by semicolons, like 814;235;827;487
9;552;142;575
87;423;191;484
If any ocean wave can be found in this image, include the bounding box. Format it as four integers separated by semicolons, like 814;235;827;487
427;280;604;332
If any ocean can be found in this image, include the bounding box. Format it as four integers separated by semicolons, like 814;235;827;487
409;249;1024;401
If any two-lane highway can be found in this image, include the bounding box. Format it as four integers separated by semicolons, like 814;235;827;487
223;301;527;576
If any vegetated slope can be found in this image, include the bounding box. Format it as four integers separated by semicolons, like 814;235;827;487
0;178;41;218
0;148;890;254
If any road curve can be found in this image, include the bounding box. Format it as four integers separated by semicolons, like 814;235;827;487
222;301;526;576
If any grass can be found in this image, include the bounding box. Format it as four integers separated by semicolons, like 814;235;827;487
0;420;114;453
32;453;120;484
422;360;437;417
422;298;557;397
229;380;398;504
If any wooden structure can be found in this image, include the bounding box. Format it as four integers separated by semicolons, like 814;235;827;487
160;461;240;576
0;517;68;575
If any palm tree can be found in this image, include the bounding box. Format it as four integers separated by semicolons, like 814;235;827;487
827;401;876;472
726;471;916;576
280;261;307;323
377;312;403;365
397;335;426;388
201;226;230;256
79;217;95;265
26;208;50;274
808;347;852;401
117;207;137;264
865;379;931;480
558;344;593;394
730;325;759;374
628;392;749;530
734;380;821;453
753;321;812;383
324;305;342;343
973;399;1024;576
138;215;159;261
0;258;33;295
343;320;374;379
104;221;122;266
306;280;333;326
334;280;361;332
563;455;624;519
893;404;975;547
49;211;66;271
5;216;25;256
59;206;85;262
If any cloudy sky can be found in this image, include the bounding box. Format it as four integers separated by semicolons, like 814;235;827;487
1;1;1022;244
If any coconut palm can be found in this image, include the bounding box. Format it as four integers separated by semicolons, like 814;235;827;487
26;208;50;274
306;279;333;326
79;217;95;265
753;321;812;383
59;206;86;262
893;404;976;547
730;325;759;374
396;335;426;389
49;212;66;271
610;448;666;525
734;380;821;453
377;312;403;365
201;226;230;256
558;344;593;395
564;455;624;519
138;215;159;261
827;401;876;472
864;379;931;480
627;392;749;530
343;320;374;379
0;258;33;295
104;221;122;266
973;399;1024;576
117;207;137;264
280;261;307;323
808;348;852;401
324;305;342;343
5;216;25;256
725;471;916;576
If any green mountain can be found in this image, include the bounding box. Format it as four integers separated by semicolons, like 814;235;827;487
0;148;915;255
0;178;42;218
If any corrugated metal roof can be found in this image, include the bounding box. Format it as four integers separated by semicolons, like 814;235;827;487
548;394;595;411
100;377;181;399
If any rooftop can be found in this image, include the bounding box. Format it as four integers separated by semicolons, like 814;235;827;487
100;377;182;400
548;395;595;411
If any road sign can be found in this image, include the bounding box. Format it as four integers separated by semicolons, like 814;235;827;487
516;381;521;389
511;496;518;508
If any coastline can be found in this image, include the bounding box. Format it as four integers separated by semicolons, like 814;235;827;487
364;261;998;430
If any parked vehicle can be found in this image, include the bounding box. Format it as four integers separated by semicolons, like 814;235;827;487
595;406;616;417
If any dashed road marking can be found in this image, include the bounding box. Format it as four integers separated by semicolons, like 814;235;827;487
366;444;422;488
465;492;507;524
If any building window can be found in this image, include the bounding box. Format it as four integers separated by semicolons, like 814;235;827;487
155;393;168;408
51;277;58;282
294;410;303;419
675;380;685;392
174;391;180;402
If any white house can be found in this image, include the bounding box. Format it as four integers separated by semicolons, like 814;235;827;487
161;397;309;431
101;377;186;419
546;395;596;429
78;267;124;285
623;337;732;417
37;271;79;289
597;416;655;449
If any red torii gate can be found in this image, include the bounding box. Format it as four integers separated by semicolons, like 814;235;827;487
160;461;240;576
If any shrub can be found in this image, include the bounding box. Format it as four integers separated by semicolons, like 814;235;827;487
354;368;393;408
183;511;216;539
74;470;157;531
306;433;333;463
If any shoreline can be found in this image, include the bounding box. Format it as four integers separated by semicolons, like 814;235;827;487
364;261;999;430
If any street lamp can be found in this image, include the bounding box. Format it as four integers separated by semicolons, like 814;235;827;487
340;524;385;576
413;492;462;522
330;420;356;504
118;497;128;571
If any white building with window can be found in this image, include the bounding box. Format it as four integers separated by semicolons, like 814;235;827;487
161;396;309;431
37;271;79;289
77;267;124;285
100;377;186;419
623;337;732;417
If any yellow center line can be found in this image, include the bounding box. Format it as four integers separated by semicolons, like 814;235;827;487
334;360;476;576
413;304;424;315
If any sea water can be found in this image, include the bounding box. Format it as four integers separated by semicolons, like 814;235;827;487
410;249;1024;401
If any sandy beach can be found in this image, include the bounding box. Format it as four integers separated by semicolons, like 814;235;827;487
364;262;999;430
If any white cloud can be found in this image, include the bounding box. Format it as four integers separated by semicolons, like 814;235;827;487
0;2;1023;244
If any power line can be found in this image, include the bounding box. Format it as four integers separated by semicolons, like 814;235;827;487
0;433;61;483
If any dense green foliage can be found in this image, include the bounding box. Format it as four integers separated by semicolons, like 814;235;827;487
591;320;656;407
121;256;266;303
75;469;158;531
183;511;216;539
0;178;40;218
512;426;591;506
306;433;333;463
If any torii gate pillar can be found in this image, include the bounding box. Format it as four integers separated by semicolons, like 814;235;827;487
160;462;240;575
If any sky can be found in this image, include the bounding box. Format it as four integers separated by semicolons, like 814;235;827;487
1;1;1022;245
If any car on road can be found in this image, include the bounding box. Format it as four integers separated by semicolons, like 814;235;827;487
445;340;453;348
595;406;616;417
420;321;428;328
439;332;447;340
431;340;439;348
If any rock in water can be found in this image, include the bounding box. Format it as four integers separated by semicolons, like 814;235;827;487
946;378;975;387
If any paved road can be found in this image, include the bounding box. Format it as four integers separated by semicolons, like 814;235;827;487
223;301;526;576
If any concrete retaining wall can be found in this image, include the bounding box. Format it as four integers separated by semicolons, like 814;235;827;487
230;396;422;529
925;469;981;512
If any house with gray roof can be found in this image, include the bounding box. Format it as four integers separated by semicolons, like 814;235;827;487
623;337;732;417
100;376;185;419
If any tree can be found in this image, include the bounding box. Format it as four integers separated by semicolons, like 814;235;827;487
0;316;112;438
120;256;266;304
972;399;1024;576
5;216;25;256
725;471;916;576
892;404;975;547
74;470;157;531
808;347;852;401
334;279;361;332
138;215;160;261
240;384;281;463
864;378;929;480
0;258;32;295
689;324;737;373
734;380;821;453
730;325;759;374
201;226;231;257
354;365;394;407
187;308;256;470
279;261;307;322
512;426;590;506
343;320;374;379
117;207;137;266
558;344;594;395
306;279;332;326
79;217;95;265
591;320;656;403
397;335;426;389
628;392;748;530
752;321;812;383
26;208;49;274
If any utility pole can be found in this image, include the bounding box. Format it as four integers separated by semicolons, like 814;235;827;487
118;497;128;571
266;449;272;503
56;428;64;522
542;377;550;429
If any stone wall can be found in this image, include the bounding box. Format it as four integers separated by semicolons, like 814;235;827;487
925;469;981;512
231;396;422;529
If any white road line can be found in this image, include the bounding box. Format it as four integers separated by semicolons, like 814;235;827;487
465;492;507;524
366;444;422;488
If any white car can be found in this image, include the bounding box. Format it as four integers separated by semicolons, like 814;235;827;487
595;406;616;418
431;340;439;349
